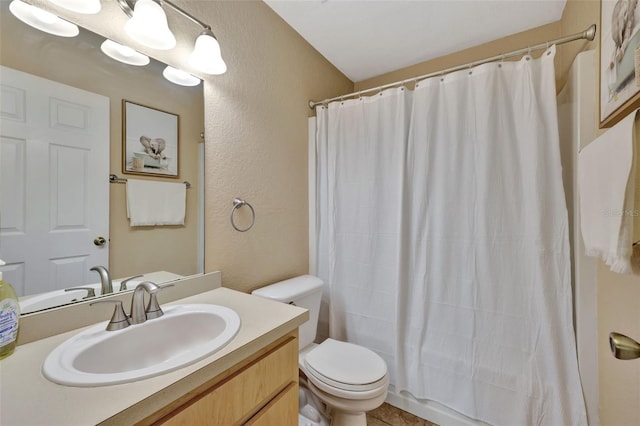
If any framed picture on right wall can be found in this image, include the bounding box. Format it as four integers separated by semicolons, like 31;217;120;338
600;0;640;128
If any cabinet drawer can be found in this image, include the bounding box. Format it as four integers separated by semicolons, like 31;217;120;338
245;382;298;426
160;336;298;425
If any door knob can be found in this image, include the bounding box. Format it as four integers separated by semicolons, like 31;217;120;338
93;236;107;247
610;332;640;360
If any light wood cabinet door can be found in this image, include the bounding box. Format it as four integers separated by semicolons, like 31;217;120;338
245;382;298;426
158;334;298;426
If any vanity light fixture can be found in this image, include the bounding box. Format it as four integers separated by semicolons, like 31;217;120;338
162;66;201;87
189;28;227;75
101;39;150;66
9;0;79;37
117;0;227;75
123;0;176;50
48;0;101;14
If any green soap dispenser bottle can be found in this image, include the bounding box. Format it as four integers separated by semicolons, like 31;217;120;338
0;259;20;359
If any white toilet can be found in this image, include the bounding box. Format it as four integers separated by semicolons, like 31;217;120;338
252;275;389;426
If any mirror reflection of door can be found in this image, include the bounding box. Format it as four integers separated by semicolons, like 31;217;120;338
0;66;109;297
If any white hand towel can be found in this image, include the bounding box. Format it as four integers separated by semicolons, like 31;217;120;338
578;110;637;274
126;179;186;226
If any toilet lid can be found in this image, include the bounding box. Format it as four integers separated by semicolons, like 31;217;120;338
304;339;387;391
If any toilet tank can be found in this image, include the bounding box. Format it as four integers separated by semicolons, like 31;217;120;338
251;275;323;350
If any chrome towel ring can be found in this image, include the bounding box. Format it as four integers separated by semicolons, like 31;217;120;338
230;198;255;232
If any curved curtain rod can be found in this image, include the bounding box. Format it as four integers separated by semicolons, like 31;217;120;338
309;24;597;109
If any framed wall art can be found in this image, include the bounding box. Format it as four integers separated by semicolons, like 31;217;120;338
122;99;179;177
600;0;640;128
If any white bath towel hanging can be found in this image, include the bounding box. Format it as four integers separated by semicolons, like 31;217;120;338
578;110;637;274
126;179;186;226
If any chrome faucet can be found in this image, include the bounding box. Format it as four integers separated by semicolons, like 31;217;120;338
90;281;172;331
129;281;162;325
90;265;113;295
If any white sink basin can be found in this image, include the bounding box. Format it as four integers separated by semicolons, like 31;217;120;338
43;304;241;387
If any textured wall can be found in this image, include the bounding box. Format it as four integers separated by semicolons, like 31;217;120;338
559;0;600;92
188;1;353;292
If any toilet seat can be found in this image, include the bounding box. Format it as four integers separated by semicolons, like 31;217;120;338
304;339;388;394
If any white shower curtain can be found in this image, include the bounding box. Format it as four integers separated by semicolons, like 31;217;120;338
316;46;587;425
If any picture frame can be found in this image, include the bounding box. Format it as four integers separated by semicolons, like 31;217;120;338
122;99;180;177
600;0;640;128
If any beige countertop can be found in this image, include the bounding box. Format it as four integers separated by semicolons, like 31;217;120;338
0;287;308;426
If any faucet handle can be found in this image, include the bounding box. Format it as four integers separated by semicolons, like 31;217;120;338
90;300;131;331
64;287;96;299
145;284;174;320
118;274;143;291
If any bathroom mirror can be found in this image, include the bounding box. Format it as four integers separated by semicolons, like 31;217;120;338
0;2;205;314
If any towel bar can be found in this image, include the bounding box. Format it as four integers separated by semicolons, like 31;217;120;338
109;174;191;189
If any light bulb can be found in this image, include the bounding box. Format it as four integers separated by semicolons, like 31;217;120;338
162;66;201;87
9;0;79;37
124;0;176;50
101;39;150;66
188;29;227;75
48;0;101;14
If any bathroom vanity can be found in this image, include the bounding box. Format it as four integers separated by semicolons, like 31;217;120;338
0;286;308;425
155;331;299;425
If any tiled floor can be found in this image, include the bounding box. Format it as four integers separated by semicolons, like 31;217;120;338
366;403;438;426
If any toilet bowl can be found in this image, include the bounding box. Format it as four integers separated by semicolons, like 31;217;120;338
252;275;389;426
299;382;329;426
301;339;389;426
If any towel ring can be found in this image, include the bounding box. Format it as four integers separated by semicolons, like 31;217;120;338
230;198;255;232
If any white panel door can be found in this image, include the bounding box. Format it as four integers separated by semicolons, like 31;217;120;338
0;66;109;297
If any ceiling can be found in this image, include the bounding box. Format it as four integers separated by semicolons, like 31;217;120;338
264;0;567;82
